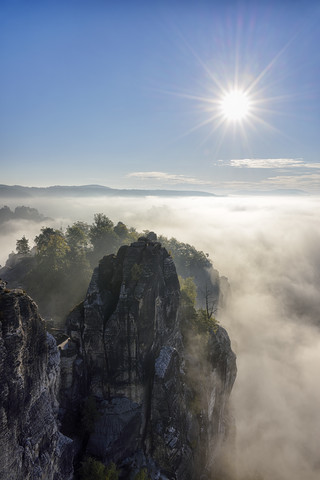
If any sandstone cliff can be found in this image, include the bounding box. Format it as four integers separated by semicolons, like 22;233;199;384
0;280;73;480
60;234;236;479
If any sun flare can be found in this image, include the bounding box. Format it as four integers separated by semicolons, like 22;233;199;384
220;90;251;121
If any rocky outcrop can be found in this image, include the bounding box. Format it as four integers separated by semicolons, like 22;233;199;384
60;234;237;479
0;280;73;480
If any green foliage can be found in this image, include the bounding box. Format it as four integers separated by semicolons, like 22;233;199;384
114;221;128;238
78;457;105;480
179;276;219;334
159;235;218;314
66;221;90;254
179;276;198;329
113;221;138;245
179;276;197;306
133;468;150;480
128;226;139;241
81;396;100;433
65;221;92;289
26;228;71;309
195;308;219;334
16;235;30;255
131;263;142;282
105;463;119;480
35;227;70;271
89;213;118;264
159;235;211;277
89;214;114;246
78;457;119;480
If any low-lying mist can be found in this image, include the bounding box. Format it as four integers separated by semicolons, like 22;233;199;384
1;194;320;479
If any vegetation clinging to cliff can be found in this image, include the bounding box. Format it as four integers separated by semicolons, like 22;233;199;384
78;458;119;480
179;276;219;335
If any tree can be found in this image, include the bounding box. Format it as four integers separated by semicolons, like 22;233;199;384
78;457;119;480
158;235;212;278
66;222;91;269
65;221;92;304
16;235;30;255
35;227;70;271
23;227;71;320
89;213;118;264
113;221;128;239
200;283;217;320
78;457;106;480
66;221;90;255
90;214;114;240
179;276;197;306
134;469;150;480
196;308;219;334
105;463;119;480
179;277;219;334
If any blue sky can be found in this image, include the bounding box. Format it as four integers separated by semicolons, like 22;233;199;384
1;0;320;193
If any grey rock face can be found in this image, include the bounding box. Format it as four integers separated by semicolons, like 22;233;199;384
60;239;236;479
0;281;73;480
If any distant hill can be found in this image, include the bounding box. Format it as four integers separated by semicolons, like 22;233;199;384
0;205;51;225
0;184;218;198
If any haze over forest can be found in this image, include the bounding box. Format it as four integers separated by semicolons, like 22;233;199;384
1;194;320;479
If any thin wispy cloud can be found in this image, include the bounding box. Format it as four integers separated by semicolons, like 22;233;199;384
215;158;320;170
231;158;305;168
262;173;320;191
127;171;211;186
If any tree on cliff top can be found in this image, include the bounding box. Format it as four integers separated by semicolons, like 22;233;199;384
35;227;70;272
89;213;118;265
16;236;30;255
179;276;219;334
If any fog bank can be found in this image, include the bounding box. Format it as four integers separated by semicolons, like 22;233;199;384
1;194;320;479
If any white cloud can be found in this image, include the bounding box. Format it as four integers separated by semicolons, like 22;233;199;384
127;171;211;186
230;158;305;168
262;173;320;191
304;163;320;168
216;158;320;169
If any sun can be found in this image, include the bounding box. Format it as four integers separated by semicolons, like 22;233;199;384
220;90;251;122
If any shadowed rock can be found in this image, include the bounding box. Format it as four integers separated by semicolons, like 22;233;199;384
60;238;236;479
0;281;73;480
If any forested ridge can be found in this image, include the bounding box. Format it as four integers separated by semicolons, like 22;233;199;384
1;212;223;335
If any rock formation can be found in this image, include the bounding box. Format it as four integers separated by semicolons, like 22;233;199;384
60;234;237;479
0;280;73;480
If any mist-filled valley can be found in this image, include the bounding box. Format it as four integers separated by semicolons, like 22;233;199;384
1;194;320;480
